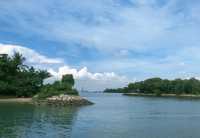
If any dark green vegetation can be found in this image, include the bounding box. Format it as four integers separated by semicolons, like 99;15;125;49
0;53;78;98
37;74;78;99
104;77;200;95
0;53;50;97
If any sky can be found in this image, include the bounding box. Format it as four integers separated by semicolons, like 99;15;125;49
0;0;200;91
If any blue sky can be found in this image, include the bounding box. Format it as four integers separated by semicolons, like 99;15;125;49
0;0;200;90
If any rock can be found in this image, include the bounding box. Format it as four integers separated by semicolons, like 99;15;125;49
45;94;93;106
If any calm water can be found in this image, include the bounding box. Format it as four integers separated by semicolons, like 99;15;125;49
1;93;200;138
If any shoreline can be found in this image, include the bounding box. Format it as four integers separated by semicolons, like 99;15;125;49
0;98;33;103
0;95;93;105
123;93;200;98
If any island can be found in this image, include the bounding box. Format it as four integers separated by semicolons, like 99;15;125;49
0;53;93;105
104;77;200;98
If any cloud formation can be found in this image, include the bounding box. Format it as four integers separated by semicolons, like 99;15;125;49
1;0;199;52
0;43;130;91
46;66;130;91
0;0;200;87
0;43;63;64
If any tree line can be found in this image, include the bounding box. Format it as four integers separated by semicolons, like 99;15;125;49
0;53;78;98
104;77;200;95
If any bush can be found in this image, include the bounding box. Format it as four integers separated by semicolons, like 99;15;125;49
36;76;79;99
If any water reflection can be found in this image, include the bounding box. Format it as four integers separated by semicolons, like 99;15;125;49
0;103;78;138
2;93;200;138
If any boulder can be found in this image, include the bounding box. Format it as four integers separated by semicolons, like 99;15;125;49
46;94;93;106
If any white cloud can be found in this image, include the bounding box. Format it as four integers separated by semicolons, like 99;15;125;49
1;1;200;89
2;0;199;52
45;66;131;91
0;43;63;64
0;43;130;91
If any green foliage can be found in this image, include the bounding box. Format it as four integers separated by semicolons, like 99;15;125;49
36;84;65;99
104;77;200;95
0;53;79;98
62;74;75;87
0;53;50;97
37;75;78;99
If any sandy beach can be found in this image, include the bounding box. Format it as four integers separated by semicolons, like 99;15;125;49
0;98;32;103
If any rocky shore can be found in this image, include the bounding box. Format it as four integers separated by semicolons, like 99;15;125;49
123;93;200;98
35;94;93;106
0;95;93;106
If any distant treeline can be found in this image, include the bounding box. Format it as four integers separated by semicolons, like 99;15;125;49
104;78;200;95
0;53;78;98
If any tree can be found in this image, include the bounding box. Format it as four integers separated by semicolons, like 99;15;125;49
104;77;200;95
38;75;78;99
62;74;75;87
0;53;50;97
